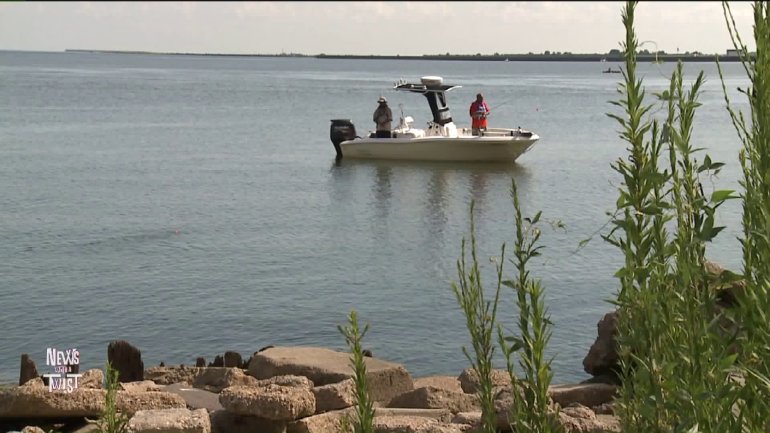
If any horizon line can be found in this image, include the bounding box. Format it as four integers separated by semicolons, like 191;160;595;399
0;48;743;58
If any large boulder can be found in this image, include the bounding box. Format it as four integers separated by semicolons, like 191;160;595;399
116;390;188;416
219;384;315;421
457;368;510;394
312;378;355;413
0;386;104;418
247;346;413;403
0;386;184;418
193;368;258;393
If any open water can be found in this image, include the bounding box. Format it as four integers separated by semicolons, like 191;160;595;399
0;51;751;385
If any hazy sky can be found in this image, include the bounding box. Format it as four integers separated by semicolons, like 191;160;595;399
0;2;757;56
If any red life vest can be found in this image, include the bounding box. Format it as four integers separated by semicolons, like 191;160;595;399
470;101;489;128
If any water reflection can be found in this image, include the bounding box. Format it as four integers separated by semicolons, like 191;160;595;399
373;165;393;219
328;158;533;225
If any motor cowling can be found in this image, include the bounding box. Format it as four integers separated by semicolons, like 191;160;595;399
330;119;357;159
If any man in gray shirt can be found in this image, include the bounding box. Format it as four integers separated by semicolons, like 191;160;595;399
373;96;393;138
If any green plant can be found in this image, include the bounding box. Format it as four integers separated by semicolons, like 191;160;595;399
452;181;561;433
451;201;505;433
605;2;741;432
87;362;129;433
498;178;561;433
718;2;770;431
338;310;375;433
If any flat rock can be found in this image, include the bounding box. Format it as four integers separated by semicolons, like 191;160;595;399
388;386;479;414
145;367;203;386
549;383;618;408
210;410;287;433
413;376;463;394
372;415;472;433
287;407;356;433
163;383;223;412
128;408;210;433
0;386;104;418
248;346;413;403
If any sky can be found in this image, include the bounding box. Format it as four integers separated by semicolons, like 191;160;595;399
0;2;757;56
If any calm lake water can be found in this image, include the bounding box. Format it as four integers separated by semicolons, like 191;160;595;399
0;51;751;385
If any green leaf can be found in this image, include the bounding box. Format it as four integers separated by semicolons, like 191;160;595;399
711;189;736;203
503;336;525;352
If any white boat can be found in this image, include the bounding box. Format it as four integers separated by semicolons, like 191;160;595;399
329;76;540;163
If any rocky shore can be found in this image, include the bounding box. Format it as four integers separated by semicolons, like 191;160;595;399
1;342;621;433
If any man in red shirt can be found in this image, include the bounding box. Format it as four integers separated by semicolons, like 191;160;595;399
469;93;490;136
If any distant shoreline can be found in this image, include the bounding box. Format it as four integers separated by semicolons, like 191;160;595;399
63;49;746;63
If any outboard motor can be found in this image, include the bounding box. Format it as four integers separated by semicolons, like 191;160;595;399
330;119;357;159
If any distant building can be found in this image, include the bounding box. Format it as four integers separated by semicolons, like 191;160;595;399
726;49;743;56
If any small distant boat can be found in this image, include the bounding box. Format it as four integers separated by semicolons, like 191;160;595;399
602;68;621;74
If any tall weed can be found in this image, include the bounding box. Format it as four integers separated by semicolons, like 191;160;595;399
606;2;737;431
338;310;375;433
451;201;504;433
87;362;129;433
498;179;561;433
453;179;559;433
719;2;770;431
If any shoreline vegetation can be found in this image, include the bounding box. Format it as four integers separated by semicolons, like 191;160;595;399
59;48;750;63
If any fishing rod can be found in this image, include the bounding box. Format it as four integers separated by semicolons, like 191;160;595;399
489;101;510;111
478;101;508;118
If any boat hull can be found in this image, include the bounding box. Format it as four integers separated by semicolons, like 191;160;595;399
339;134;539;162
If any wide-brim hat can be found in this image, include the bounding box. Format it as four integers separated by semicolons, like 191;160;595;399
378;96;387;103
